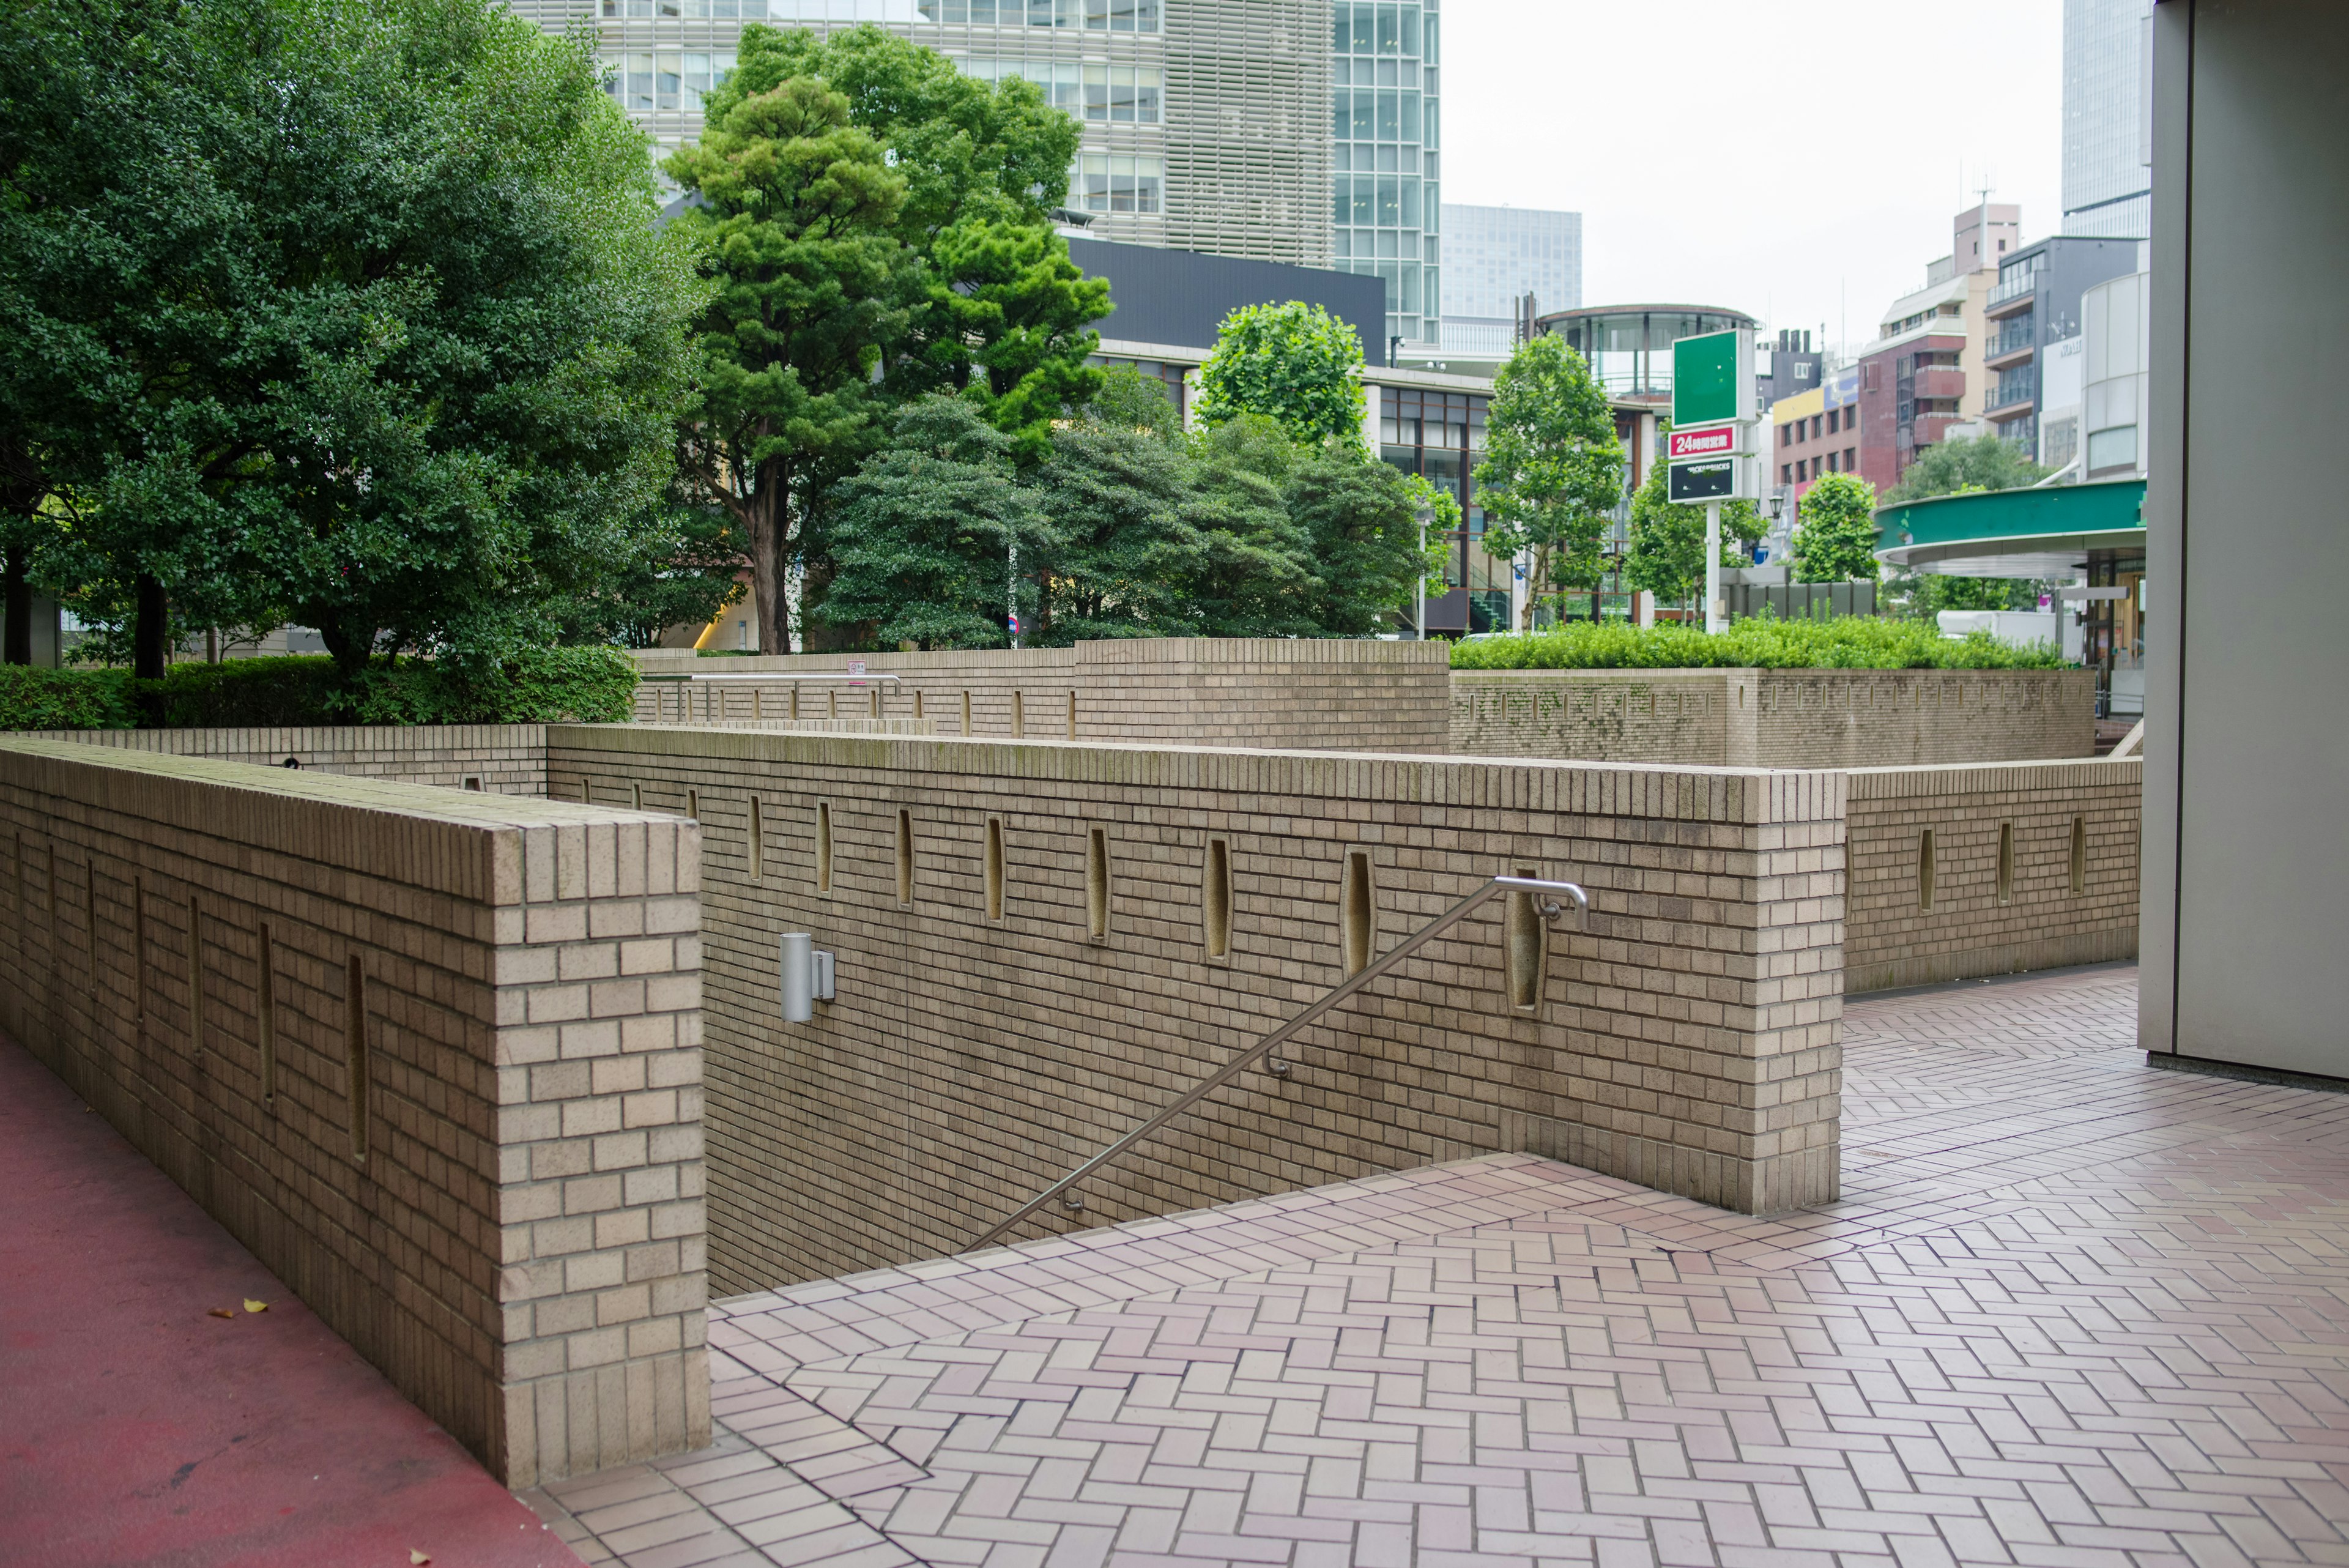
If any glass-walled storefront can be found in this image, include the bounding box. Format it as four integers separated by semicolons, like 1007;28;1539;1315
1378;387;1505;633
1537;306;1753;403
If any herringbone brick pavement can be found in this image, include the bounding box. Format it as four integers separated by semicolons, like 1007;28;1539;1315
522;967;2349;1568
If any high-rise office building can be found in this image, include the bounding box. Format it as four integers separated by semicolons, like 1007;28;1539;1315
508;0;1332;266
2061;0;2153;238
1436;204;1581;360
1327;1;1441;351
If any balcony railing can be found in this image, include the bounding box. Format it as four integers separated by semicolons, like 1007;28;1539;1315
1988;268;2041;308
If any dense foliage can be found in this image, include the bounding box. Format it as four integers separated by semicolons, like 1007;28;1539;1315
821;371;1425;646
667;23;1105;652
1792;472;1883;582
1448;615;2066;671
1883;434;2048;503
0;650;639;730
1472;335;1625;627
2;0;703;684
1193;302;1368;448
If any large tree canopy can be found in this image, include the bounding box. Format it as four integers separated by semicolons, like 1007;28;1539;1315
3;0;702;678
1193;302;1368;448
669;23;1109;650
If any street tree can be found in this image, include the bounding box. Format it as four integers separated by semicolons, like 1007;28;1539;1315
1194;302;1368;448
1471;335;1626;629
1792;471;1884;582
1621;455;1764;612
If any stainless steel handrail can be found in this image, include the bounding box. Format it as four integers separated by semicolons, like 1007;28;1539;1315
965;874;1590;1252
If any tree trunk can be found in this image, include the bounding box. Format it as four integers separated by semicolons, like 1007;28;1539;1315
133;573;169;681
2;546;29;666
746;461;790;655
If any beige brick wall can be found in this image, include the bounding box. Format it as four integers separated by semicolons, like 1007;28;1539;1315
633;637;1452;752
548;726;1847;1293
0;738;706;1487
1450;667;2096;767
24;723;551;794
1843;757;2140;992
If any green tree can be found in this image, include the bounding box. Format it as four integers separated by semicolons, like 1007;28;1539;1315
1622;455;1764;611
1184;415;1317;637
1883;434;2047;503
669;50;918;655
558;500;748;650
1471;335;1626;628
822;394;1055;649
28;0;700;682
1792;471;1883;582
1033;409;1204;642
755;26;1107;463
1194;302;1367;448
1287;448;1426;634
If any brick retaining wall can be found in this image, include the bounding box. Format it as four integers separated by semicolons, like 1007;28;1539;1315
20;723;551;793
0;738;706;1487
548;728;1847;1292
632;637;1452;752
1844;757;2140;992
1449;667;2095;767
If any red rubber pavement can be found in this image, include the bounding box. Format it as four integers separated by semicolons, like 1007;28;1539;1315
0;1031;582;1568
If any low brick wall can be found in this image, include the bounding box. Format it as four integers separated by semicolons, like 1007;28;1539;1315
21;723;549;793
1844;757;2141;992
0;738;706;1487
549;727;1847;1292
632;636;1452;752
1449;667;2096;767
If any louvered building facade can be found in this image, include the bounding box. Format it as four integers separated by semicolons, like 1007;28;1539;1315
505;0;1361;274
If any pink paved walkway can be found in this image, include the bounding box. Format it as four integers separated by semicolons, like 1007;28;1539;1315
526;966;2349;1568
0;1032;581;1568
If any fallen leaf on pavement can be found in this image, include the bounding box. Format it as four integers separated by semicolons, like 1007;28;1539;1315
208;1308;235;1320
243;1299;267;1313
411;1551;431;1564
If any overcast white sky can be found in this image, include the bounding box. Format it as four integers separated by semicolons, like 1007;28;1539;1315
1444;0;2064;360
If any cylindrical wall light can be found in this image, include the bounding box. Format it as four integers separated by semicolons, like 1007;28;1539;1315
779;932;814;1022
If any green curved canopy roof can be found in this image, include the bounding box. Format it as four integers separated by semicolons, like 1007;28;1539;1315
1876;478;2146;576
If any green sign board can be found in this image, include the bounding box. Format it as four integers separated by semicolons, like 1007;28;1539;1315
1671;329;1750;429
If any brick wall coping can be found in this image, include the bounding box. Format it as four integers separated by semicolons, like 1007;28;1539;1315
15;723;549;752
0;736;674;907
554;724;1847;825
632;636;1447;674
1846;756;2142;797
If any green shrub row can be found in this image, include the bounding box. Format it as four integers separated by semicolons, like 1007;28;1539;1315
1448;616;2068;672
0;648;640;731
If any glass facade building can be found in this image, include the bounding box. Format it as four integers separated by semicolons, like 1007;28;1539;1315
2062;0;2153;239
1534;305;1756;404
1438;203;1581;359
1330;1;1440;352
509;0;1332;265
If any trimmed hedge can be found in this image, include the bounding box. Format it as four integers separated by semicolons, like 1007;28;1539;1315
1448;617;2066;672
0;665;141;730
0;647;640;731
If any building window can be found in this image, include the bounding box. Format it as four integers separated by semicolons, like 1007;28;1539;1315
1781;463;1792;485
1796;459;1807;482
1078;154;1161;214
919;0;1162;29
1844;447;1855;470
